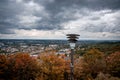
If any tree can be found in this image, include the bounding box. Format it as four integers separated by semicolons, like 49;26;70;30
74;57;86;80
11;53;40;80
106;51;120;77
83;48;106;79
94;72;120;80
0;53;40;80
38;51;68;80
0;55;10;80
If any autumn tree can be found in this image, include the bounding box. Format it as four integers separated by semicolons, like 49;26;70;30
0;53;40;80
94;72;120;80
74;57;86;80
83;48;106;79
10;53;40;80
38;51;69;80
106;51;120;77
0;55;11;80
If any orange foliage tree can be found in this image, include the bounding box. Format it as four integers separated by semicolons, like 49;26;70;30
0;55;11;80
106;51;120;77
0;53;40;80
83;48;106;79
10;53;40;80
38;51;70;80
74;57;86;80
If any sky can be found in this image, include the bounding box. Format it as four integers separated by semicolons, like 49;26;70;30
0;0;120;40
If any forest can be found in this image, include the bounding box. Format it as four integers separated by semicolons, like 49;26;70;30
0;41;120;80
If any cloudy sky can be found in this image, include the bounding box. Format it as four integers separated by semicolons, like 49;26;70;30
0;0;120;40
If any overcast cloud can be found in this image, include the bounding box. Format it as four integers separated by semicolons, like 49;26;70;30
0;0;120;39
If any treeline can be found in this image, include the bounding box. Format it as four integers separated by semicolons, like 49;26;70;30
0;49;120;80
76;41;120;56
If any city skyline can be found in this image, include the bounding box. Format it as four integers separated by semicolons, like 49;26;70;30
0;0;120;40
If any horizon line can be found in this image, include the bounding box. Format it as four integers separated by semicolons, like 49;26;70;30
0;38;120;41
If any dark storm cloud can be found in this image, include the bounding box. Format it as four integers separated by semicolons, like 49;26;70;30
0;20;18;34
0;0;25;34
45;0;120;13
0;0;120;34
84;23;120;33
0;0;65;32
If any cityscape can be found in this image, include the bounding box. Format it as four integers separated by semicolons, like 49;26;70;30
0;39;67;55
0;39;119;55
